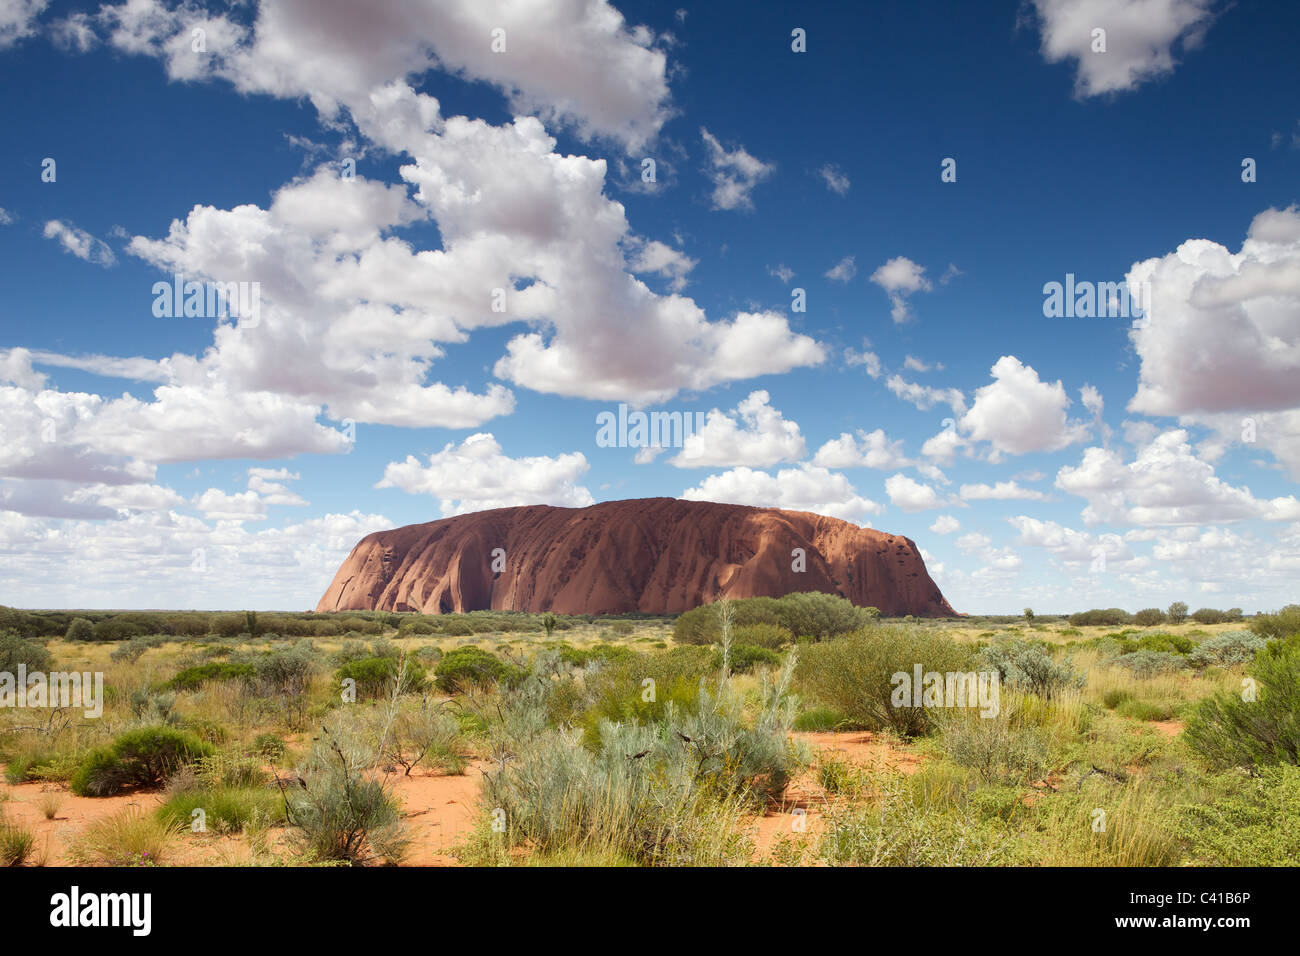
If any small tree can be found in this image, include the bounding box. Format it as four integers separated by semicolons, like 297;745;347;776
1168;601;1189;624
1023;608;1035;622
542;613;557;639
65;618;95;642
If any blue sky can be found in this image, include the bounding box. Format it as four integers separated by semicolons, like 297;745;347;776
1;0;1298;613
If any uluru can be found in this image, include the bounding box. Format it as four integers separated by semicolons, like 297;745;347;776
316;498;955;618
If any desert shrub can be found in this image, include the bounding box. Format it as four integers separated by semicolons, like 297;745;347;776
1180;765;1300;865
609;621;635;636
70;726;214;796
1133;608;1166;627
674;593;874;645
1184;639;1300;770
556;643;637;668
795;625;972;736
673;597;780;644
158;787;285;835
284;719;407;865
1113;650;1183;679
90;617;149;642
433;647;521;692
1068;608;1131;627
110;638;153;664
480;655;802;864
575;646;714;740
732;622;793;649
252;643;318;695
776;592;878;640
1133;632;1194;654
938;703;1051;784
1250;604;1300;641
169;661;257;691
337;656;426;700
976;638;1084;700
69;748;130;797
377;698;467;776
1192;607;1230;625
0;629;53;673
131;687;180;726
1168;601;1189;623
69;808;180;865
439;617;473;637
64;617;95;642
713;643;779;674
1188;631;1266;669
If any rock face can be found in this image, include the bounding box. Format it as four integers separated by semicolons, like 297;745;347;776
317;498;955;617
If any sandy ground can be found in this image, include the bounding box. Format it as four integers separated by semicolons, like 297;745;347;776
0;732;929;867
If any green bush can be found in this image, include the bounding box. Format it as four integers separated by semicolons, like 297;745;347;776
65;617;95;642
169;661;257;691
1067;608;1131;627
1133;632;1193;654
1250;605;1300;641
732;622;793;649
714;643;780;674
674;593;875;645
439;617;474;637
795;625;972;736
1191;608;1231;625
976;639;1084;700
1185;639;1300;770
1168;601;1189;624
69;749;130;797
0;629;53;673
433;647;520;692
556;643;638;668
336;656;426;699
1133;608;1167;627
70;727;214;796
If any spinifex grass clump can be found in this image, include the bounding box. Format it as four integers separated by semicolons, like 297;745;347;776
477;653;805;865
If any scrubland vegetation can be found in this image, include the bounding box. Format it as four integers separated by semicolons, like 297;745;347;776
0;598;1296;867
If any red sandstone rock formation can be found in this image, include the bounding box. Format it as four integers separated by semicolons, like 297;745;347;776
316;498;955;617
